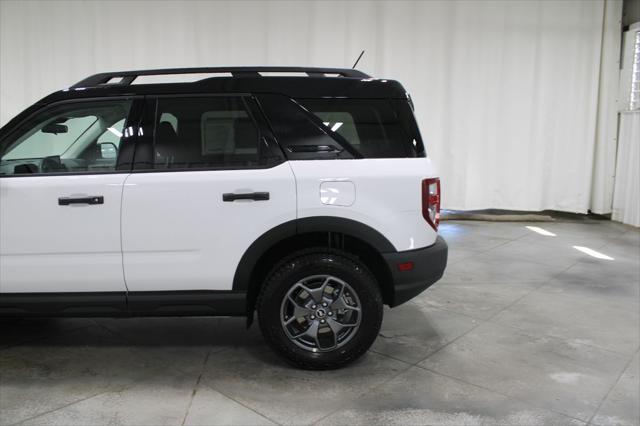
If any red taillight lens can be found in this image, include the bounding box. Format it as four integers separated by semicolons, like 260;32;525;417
422;178;441;230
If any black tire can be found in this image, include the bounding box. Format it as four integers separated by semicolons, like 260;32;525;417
257;249;383;370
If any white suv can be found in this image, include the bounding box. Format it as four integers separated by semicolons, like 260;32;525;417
0;67;448;369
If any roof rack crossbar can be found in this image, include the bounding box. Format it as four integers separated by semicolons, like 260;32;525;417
72;67;370;88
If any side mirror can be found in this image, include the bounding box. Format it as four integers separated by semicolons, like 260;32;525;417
98;142;117;159
42;123;68;134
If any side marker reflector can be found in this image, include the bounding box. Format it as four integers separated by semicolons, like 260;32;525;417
397;262;414;272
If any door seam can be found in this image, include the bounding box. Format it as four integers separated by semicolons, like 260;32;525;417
120;174;131;297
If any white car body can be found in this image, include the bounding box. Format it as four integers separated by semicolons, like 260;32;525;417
1;157;437;293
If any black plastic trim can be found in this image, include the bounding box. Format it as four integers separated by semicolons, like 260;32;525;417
127;290;246;316
296;217;396;252
382;236;448;307
0;291;246;317
0;292;127;317
233;221;297;292
232;217;396;292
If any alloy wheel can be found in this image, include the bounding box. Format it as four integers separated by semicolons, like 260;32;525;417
280;275;362;352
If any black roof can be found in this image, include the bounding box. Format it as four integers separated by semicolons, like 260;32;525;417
38;67;409;104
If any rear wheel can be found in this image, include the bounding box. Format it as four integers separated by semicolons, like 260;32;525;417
257;250;383;370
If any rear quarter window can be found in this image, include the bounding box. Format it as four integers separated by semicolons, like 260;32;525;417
298;98;425;158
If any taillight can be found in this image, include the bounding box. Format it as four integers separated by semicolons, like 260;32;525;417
422;178;441;230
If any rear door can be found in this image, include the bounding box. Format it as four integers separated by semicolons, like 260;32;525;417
0;98;138;299
121;95;295;293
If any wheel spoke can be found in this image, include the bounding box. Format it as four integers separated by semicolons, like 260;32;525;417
331;295;361;312
288;295;312;318
319;330;337;351
302;321;321;349
288;294;308;309
290;320;315;339
294;284;317;305
284;315;303;326
330;280;345;299
298;278;331;304
329;315;360;329
326;317;346;336
319;276;333;300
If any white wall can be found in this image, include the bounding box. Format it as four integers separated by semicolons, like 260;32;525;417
591;0;623;215
612;111;640;226
612;23;640;227
0;0;612;213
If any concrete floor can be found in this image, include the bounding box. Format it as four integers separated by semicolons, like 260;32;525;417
0;220;638;426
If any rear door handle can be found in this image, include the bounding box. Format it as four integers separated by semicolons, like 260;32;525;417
222;192;270;202
58;196;104;206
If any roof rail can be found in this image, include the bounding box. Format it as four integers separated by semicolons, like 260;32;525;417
71;67;371;88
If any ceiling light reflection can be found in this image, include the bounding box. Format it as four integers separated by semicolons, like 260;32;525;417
526;226;556;237
573;246;614;260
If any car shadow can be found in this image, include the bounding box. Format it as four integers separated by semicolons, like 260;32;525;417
0;302;436;369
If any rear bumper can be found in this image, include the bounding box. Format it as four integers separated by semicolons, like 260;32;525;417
383;236;448;306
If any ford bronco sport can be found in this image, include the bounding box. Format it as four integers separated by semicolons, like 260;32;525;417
0;67;447;369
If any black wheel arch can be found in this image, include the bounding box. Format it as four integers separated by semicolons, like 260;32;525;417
233;216;396;325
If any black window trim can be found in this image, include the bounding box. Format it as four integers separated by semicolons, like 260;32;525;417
0;96;143;179
129;93;286;174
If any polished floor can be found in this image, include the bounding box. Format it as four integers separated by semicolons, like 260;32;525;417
1;220;638;426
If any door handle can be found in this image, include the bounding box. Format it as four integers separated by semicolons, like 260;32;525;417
58;196;104;206
222;192;270;202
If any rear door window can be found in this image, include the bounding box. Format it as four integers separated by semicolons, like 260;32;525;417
149;96;281;170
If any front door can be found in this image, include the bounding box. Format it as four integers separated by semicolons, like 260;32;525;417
0;98;136;296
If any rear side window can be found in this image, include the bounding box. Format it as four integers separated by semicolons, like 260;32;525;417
151;96;278;170
256;94;355;160
298;99;425;158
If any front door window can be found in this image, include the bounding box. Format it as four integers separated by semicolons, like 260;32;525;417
0;100;132;176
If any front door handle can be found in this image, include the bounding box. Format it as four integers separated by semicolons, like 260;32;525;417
222;192;270;202
58;196;104;206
